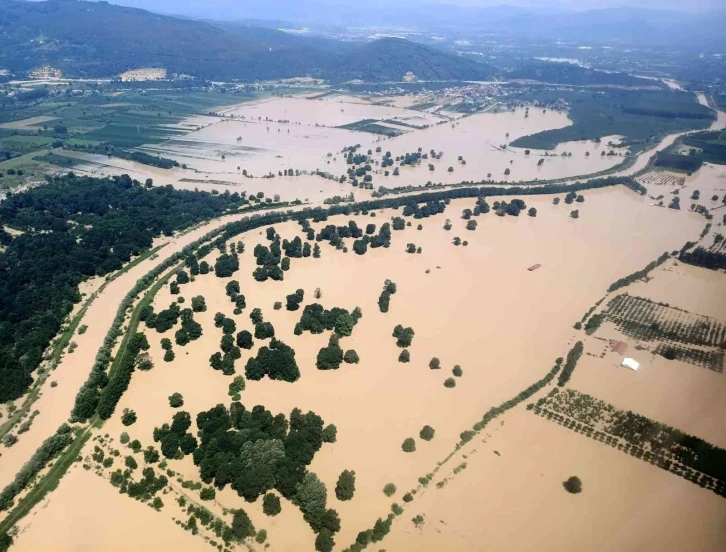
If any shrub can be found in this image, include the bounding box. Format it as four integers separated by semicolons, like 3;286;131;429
125;456;138;470
130;440;142;453
120;432;130;444
563;476;582;494
335;470;356;501
2;434;18;447
444;378;456;388
256;529;268;544
383;483;397;497
121;409;137;426
452;365;463;377
263;493;281;516
402;438;416;453
343;350;360;364
419;425;435;441
460;430;475;444
274;301;282;310
169;393;184;408
164;349;175;362
398;349;410;363
323;424;337;443
200;487;216;501
403;492;413;503
160;338;172;350
429;357;441;370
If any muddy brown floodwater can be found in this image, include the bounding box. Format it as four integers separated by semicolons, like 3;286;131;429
11;183;717;552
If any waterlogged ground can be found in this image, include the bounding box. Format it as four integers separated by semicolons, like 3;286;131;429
62;94;627;201
9;185;715;552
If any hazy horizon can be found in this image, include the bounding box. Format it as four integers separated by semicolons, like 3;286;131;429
85;0;725;20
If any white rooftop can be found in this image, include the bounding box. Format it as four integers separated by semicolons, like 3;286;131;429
621;358;640;371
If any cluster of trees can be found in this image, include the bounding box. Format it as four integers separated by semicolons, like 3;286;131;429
252;235;285;282
153;410;198;459
63;143;180;170
174;309;204;346
245;338;300;382
378;280;397;313
563;191;584;205
654;151;704;173
215;252;240;278
401;200;447;219
295;304;361;337
492;198;527;217
0;173;246;402
352;221;395;255
282;236;311;258
317;335;345;370
286;289;305;311
680;247;726;271
192;403;341;540
0;424;73;512
557;341;584;387
318;220;364;250
225;281;246;314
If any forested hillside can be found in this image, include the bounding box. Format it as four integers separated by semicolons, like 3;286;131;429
0;0;492;82
0;174;247;402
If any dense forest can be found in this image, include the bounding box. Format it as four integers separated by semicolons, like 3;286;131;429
510;88;714;150
0;174;246;401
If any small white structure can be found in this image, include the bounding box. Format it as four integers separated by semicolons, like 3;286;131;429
621;358;640;371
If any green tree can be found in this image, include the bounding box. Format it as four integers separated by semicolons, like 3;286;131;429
398;349;410;363
343;350;360;364
125;456;138;469
335;470;356;501
236;330;254;349
402;438;416;453
528;207;537;217
444;378;456;388
452;365;463;377
383;483;397;497
563;476;582;494
120;431;130;444
315;528;335;552
334;313;356;337
429;357;440;370
121;408;137;426
322;424;337;443
263;493;281;516
191;296;207;312
200;487;216;501
168;393;184;408
295;472;327;531
164;349;175;362
419;425;435;441
232;509;255;540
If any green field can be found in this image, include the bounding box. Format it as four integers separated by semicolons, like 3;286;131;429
0;86;257;187
509;88;714;151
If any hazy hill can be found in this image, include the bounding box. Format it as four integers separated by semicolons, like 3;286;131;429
0;0;492;81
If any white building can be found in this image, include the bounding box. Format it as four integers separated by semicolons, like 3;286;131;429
621;358;640;371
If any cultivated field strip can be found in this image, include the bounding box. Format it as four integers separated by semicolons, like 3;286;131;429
600;294;726;372
636;170;685;187
530;389;726;498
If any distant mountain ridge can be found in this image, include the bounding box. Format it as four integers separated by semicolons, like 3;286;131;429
0;0;493;81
